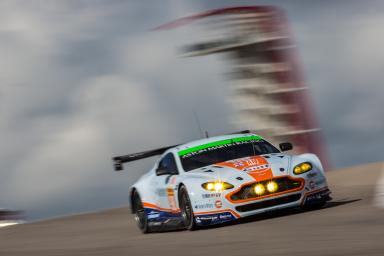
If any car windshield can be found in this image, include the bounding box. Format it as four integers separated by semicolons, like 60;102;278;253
179;136;280;171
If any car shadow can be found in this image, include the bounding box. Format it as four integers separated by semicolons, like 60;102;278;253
196;198;361;231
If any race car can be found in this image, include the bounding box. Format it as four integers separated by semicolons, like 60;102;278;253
113;131;331;233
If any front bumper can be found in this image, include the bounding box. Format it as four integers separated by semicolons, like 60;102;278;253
194;186;331;226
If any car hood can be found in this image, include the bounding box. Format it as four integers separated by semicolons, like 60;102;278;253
187;154;292;185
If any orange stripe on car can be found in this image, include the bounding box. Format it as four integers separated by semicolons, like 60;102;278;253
142;202;181;213
216;155;273;181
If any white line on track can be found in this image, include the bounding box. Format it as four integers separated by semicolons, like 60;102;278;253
374;163;384;209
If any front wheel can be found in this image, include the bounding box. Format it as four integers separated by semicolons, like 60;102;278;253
132;191;150;233
179;186;197;231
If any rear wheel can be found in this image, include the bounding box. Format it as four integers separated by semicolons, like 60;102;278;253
132;191;150;233
179;186;197;230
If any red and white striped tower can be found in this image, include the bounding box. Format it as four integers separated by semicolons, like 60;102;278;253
157;6;329;169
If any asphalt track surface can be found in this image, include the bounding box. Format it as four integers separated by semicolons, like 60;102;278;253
1;162;383;256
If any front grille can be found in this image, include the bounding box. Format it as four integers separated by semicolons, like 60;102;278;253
235;193;301;212
229;176;303;202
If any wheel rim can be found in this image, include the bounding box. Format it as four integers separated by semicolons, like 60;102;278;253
181;191;192;227
134;196;146;230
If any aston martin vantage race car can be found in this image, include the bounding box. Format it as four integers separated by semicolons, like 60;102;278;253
113;132;331;233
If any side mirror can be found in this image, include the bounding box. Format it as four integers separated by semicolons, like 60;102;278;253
279;142;293;152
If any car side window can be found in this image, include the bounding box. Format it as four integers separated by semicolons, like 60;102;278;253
158;153;178;175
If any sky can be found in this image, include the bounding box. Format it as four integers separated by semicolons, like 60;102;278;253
0;0;383;220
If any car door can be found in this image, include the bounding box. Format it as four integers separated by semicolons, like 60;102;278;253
155;153;179;213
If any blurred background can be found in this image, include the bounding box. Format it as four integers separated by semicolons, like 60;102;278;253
0;0;383;221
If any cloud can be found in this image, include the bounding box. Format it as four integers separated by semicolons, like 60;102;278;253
3;75;171;217
0;0;233;219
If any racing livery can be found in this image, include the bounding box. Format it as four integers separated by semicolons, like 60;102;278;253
113;132;331;233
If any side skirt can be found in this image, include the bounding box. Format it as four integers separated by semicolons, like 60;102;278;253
144;207;184;232
194;211;238;226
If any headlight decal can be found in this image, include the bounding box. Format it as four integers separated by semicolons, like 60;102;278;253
293;162;313;175
202;181;234;192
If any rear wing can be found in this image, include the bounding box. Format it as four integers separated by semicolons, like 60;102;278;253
112;145;178;171
112;130;251;171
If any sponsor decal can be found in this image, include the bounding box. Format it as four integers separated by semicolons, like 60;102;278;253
194;203;214;209
244;164;270;172
202;193;221;199
194;211;237;225
219;212;234;220
196;215;219;221
309;181;316;189
306;172;317;178
215;200;223;208
147;210;160;219
304;189;330;205
246;159;258;165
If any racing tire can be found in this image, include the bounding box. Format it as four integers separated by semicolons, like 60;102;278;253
179;185;197;231
132;191;150;233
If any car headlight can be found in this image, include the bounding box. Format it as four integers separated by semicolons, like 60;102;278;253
266;181;279;193
293;162;313;174
202;181;234;192
254;183;266;195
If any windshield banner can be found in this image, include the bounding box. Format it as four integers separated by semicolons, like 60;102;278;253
178;135;263;158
